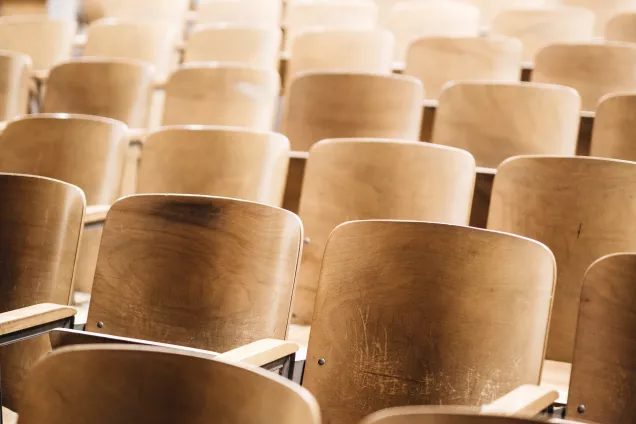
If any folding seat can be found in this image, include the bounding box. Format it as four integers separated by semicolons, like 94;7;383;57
589;93;636;161
561;0;636;36
606;11;636;42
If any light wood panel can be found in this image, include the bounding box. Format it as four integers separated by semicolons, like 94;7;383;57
1;0;47;16
488;156;636;363
282;72;423;151
606;12;636;42
459;0;550;27
532;42;636;112
561;0;636;36
405;36;522;100
590;93;636;161
19;345;321;424
86;195;302;352
162;64;279;130
99;0;190;24
303;220;555;424
137;126;290;206
0;51;30;121
197;0;283;27
432;82;581;168
360;406;550;423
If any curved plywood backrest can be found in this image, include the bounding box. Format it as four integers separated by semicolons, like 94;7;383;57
460;0;551;27
282;72;423;151
197;0;283;27
292;139;476;324
0;16;76;72
491;7;595;63
0;114;129;205
303;220;555;424
488;156;636;362
287;29;394;92
84;19;179;82
184;25;282;68
387;2;481;61
43;58;155;128
0;51;30;121
18;345;321;424
162;64;279;130
100;0;190;23
532;42;636;112
86;194;302;352
606;12;636;42
137;126;290;206
567;253;636;423
590;93;636;161
0;173;85;410
432;82;581;168
360;406;548;424
561;0;636;36
404;36;522;100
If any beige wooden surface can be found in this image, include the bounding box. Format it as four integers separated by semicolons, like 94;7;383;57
459;0;548;27
606;12;636;42
561;0;636;36
590;93;636;161
0;52;30;121
0;303;75;336
196;0;282;27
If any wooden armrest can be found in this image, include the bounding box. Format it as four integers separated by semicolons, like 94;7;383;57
2;407;17;424
289;151;309;160
85;204;110;224
217;339;299;366
0;304;76;336
128;128;149;143
580;111;595;119
480;384;558;417
30;69;49;83
422;99;439;108
476;167;497;176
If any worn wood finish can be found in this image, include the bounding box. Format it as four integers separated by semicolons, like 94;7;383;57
606;12;636;42
387;2;481;61
0;16;76;72
405;36;522;100
566;254;636;423
197;0;283;27
488;156;636;363
0;173;85;411
86;194;302;352
162;64;279;130
19;345;321;424
532;42;636;113
292;139;476;324
590;93;636;161
43;58;155;128
303;220;555;424
282;72;423;152
561;0;636;36
184;25;281;68
491;7;595;63
432;82;581;168
360;406;549;424
137;126;290;206
0;51;30;121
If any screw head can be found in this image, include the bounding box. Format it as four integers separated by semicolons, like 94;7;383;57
304;237;311;245
97;321;104;328
318;358;326;366
577;405;585;414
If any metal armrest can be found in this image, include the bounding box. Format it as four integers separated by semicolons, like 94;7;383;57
481;384;559;417
85;204;110;225
0;304;76;347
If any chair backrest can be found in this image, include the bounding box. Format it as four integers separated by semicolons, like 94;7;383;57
561;0;636;36
0;16;76;72
84;18;179;82
137;126;290;206
282;72;423;151
42;58;155;128
0;114;129;205
532;42;636;112
0;173;85;410
491;7;595;63
404;36;522;100
292;139;476;324
184;25;281;68
590;93;636;161
0;51;30;121
303;220;555;424
1;0;47;16
387;1;481;61
459;0;551;27
432;82;581;168
606;12;636;43
488;156;636;363
162;64;279;130
86;194;302;352
360;406;546;424
100;0;190;23
18;345;321;424
567;253;636;423
287;29;394;92
197;0;283;27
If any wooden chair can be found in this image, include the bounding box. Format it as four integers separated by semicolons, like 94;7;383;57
162;64;279;130
42;58;155;129
286;29;394;92
459;0;552;27
590;93;636;161
432;82;581;168
282;72;423;152
137;126;290;207
83;18;179;83
0;16;76;75
561;0;636;36
491;7;596;63
99;0;190;24
606;12;636;43
387;1;481;62
0;173;84;411
292;139;476;324
18;345;321;424
0;51;30;121
404;36;522;100
301;220;555;424
360;406;558;423
184;24;282;68
532;42;636;113
488;156;636;363
1;0;47;16
196;0;283;27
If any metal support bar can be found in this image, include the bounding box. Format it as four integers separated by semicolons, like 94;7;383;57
262;353;296;381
